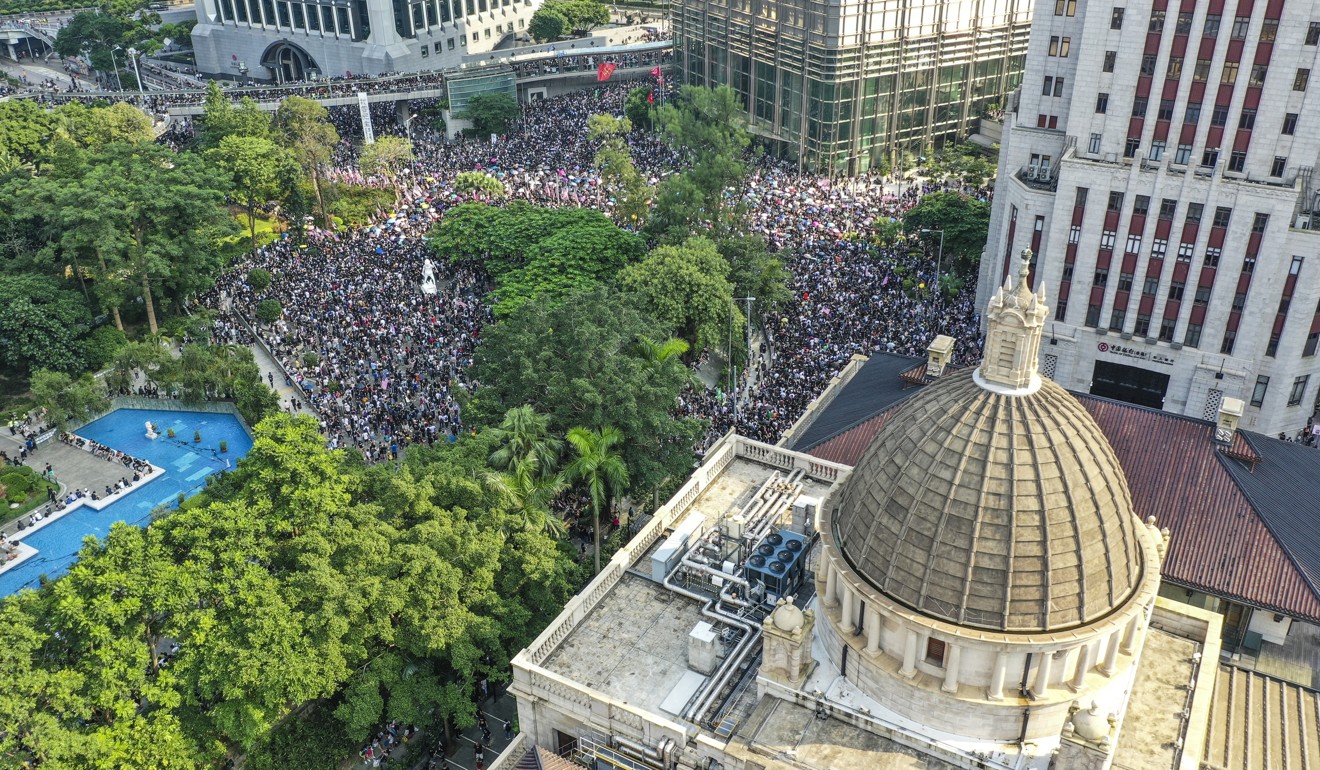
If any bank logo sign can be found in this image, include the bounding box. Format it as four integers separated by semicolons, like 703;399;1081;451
1097;341;1175;366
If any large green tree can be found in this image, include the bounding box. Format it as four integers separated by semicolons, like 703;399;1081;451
209;135;297;249
901;191;992;275
620;236;740;355
564;425;628;573
589;113;652;225
470;288;703;494
28;369;110;428
0;274;91;374
461;93;520;137
275;96;339;225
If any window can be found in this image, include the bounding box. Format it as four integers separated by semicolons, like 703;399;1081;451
1096;93;1109;113
1159;199;1177;220
1204;14;1221;36
1159;317;1177;341
1306;332;1319;357
1309;22;1320;45
1118;272;1134;291
1095;268;1110;285
1053;0;1076;14
1111;7;1124;29
1221;61;1239;84
1213;207;1232;228
1150;140;1166;161
1085;304;1102;327
1069;225;1081;244
1174;143;1193;164
1151;238;1168;258
1144;276;1160;295
1135;314;1152;336
1054;78;1066;97
1228;151;1247;172
1125;137;1141;158
1176;322;1200;347
420;44;428;57
1177;242;1195;261
1063;263;1075;281
1238;109;1256;130
1202;148;1219;168
1211;104;1230;127
1242;256;1256;274
1291;255;1305;275
1148;10;1164;32
1289;376;1310;406
1133;196;1150;216
1126;233;1143;252
1132;97;1149;117
1194;59;1212;81
1141;55;1158;77
1250;375;1270;407
1042;76;1054;95
1204;247;1221;267
1295;69;1311;91
1250;64;1269;87
1221;330;1237;354
1283;113;1299;135
1261;18;1278;42
925;637;946;666
1176;11;1193;33
1049;36;1071;56
1089;133;1102;153
448;36;455;48
1185;102;1201;123
1167;57;1183;78
1169;281;1186;301
1100;230;1117;249
1110;309;1127;329
1075;187;1089;207
1104;51;1117;72
1271;156;1287;177
1158;99;1175;121
1186;203;1203;224
1253;213;1270;233
1194;286;1212;304
1231;15;1250;39
1108;191;1125;211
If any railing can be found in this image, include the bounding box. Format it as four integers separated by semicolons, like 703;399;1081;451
487;731;530;770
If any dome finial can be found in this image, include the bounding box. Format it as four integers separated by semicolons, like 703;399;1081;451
975;248;1049;394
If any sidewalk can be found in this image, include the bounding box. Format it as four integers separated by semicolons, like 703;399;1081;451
245;340;313;417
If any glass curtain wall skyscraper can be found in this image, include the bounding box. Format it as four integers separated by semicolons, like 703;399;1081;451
672;0;1031;174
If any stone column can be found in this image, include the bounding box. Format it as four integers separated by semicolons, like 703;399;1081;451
988;652;1009;700
1120;615;1140;654
840;583;854;631
824;559;838;608
1100;630;1122;676
1068;643;1092;692
900;629;919;678
865;609;881;654
941;644;962;693
1034;651;1054;696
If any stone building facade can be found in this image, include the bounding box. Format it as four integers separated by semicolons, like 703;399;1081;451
980;0;1320;435
191;0;540;80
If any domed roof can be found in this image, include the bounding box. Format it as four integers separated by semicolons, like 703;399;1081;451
771;601;805;632
831;251;1145;634
832;368;1145;633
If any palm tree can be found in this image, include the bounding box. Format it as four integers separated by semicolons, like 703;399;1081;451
634;336;690;367
489;405;563;479
564;426;629;574
481;456;568;537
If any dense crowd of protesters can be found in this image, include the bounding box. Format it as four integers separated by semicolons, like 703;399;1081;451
198;79;988;462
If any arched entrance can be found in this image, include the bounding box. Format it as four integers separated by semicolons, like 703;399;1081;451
259;41;319;83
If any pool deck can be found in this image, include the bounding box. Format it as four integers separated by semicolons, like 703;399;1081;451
0;463;167;577
0;430;167;541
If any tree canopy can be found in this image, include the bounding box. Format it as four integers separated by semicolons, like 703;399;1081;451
0;413;583;769
0;273;92;374
470;287;703;494
461;93;520;137
619;236;740;356
901;191;992;275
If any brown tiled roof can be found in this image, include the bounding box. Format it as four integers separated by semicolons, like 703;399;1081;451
805;392;1320;623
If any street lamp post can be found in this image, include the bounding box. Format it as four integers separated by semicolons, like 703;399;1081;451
109;45;124;92
126;47;146;100
919;227;946;295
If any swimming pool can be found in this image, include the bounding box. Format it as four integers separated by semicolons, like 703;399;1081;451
0;408;254;596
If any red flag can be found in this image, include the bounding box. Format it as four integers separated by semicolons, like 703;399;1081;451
647;91;654;104
650;66;662;78
597;62;617;82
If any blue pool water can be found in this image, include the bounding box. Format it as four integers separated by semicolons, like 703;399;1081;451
0;408;253;596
